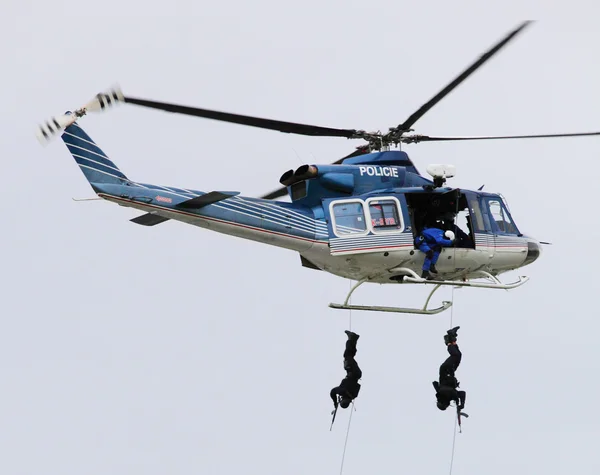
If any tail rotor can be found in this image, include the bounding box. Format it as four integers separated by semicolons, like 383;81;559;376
36;86;124;145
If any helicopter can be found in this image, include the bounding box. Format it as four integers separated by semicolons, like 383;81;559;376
36;21;600;315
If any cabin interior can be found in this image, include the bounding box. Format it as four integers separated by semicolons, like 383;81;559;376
405;191;475;249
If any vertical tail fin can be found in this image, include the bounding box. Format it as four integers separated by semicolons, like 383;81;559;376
61;121;129;186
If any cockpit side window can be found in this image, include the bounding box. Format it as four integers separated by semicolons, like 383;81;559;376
486;198;519;234
331;201;367;236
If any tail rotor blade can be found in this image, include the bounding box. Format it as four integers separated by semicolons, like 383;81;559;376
35;86;124;145
36;113;78;145
83;85;124;112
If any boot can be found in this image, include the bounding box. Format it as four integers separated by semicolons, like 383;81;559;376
345;330;360;341
429;264;438;274
444;326;460;344
421;270;435;280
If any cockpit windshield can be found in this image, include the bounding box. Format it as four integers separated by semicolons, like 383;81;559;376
484;196;520;235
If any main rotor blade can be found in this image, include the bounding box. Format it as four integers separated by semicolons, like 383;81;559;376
405;131;600;143
260;187;289;200
396;21;533;133
332;145;371;164
124;97;363;138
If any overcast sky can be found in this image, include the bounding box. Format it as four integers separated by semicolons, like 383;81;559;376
3;4;600;475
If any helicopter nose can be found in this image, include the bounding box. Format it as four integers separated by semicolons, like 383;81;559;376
523;239;542;266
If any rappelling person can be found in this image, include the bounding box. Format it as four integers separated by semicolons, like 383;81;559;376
433;326;467;413
415;219;455;279
330;330;362;412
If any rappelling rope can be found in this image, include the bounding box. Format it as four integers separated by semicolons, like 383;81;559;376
447;198;464;475
338;279;355;475
448;284;458;475
448;197;459;475
450;285;455;327
348;279;352;332
339;401;354;475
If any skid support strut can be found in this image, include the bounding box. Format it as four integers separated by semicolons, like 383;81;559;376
328;268;529;315
329;277;452;315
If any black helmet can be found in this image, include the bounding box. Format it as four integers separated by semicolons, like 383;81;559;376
437;400;449;411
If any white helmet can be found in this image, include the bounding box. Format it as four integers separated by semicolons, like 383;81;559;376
445;230;456;241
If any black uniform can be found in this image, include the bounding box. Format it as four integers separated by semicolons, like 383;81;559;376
330;331;362;409
433;328;466;411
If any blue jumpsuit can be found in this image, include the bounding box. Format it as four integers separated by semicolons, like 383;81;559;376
415;227;453;272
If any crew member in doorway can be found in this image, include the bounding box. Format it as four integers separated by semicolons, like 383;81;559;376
433;326;466;412
441;213;473;248
415;220;455;279
330;330;362;411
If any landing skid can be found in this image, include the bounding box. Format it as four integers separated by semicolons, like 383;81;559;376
398;268;530;289
328;269;529;315
329;278;452;315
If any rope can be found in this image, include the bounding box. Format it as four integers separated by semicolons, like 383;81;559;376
448;256;458;475
339;403;354;475
449;416;458;475
448;284;458;475
450;286;455;327
338;279;354;475
448;200;460;473
348;279;352;331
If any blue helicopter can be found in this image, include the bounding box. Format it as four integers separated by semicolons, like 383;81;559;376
36;21;599;314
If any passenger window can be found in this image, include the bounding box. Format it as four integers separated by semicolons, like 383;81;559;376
332;201;367;235
487;199;518;234
368;200;402;232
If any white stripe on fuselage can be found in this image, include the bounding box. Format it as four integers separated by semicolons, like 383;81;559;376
99;193;329;250
122;184;327;238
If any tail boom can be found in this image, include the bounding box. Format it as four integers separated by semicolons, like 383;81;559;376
94;183;329;253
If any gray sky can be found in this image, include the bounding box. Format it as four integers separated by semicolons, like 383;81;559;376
3;4;600;475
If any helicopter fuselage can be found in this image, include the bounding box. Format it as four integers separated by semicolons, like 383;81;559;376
94;183;540;284
61;123;541;285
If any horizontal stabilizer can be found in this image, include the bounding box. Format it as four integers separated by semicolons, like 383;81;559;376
131;213;170;226
176;191;239;209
